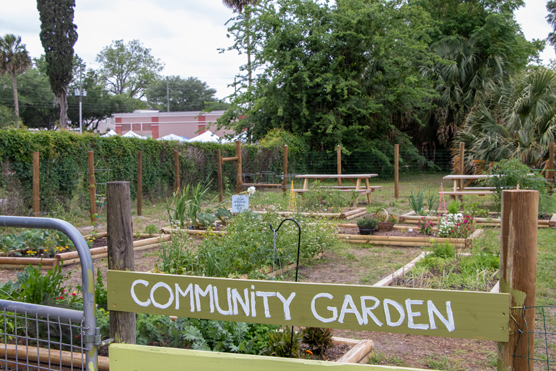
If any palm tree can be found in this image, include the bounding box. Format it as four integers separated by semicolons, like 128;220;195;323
0;34;32;119
458;68;556;167
222;0;259;90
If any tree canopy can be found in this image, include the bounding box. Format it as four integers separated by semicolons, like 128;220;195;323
219;0;436;150
146;76;224;112
37;0;78;130
96;39;164;99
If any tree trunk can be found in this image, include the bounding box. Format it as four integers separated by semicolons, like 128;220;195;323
11;72;20;127
58;88;68;130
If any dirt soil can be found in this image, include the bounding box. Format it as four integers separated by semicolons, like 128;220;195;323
291;249;497;370
339;226;426;238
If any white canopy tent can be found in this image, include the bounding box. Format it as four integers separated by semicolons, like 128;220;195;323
122;131;147;139
157;134;189;142
187;131;222;143
100;129;117;137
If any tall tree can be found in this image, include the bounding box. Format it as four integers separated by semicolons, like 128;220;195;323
146;76;221;111
96;40;164;99
222;0;259;91
0;34;32;120
37;0;78;130
219;0;436;151
547;0;556;51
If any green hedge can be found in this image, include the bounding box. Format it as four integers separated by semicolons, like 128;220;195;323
0;130;288;213
0;129;439;214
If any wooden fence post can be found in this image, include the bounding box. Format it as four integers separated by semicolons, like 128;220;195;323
107;181;136;344
217;149;223;202
174;150;180;193
137;151;142;217
337;145;341;187
32;152;39;217
394;144;399;199
498;190;538;370
88;151;96;222
283;145;288;196
547;142;554;183
236;141;242;194
459;142;465;190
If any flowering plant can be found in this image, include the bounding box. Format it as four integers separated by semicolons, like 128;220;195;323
419;217;434;235
438;213;474;238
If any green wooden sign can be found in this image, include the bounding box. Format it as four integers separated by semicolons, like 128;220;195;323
109;344;428;371
107;271;509;342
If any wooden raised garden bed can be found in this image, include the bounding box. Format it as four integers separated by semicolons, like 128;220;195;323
336;224;483;248
253;207;367;220
0;233;170;270
373;251;500;293
400;211;556;228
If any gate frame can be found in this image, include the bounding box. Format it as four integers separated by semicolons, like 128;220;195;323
0;216;99;370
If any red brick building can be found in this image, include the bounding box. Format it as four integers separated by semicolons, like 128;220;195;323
113;110;233;139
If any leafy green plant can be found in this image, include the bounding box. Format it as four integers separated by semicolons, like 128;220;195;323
156;211;333;278
356;216;378;229
487;159;549;210
260;326;301;358
408;188;425;215
463;202;489;218
166;182;218;229
447;200;461;214
144;224;158;236
301;327;333;356
17;264;69;305
0;229;74;257
215;207;232;225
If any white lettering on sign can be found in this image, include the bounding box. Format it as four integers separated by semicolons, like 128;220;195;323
129;280;456;332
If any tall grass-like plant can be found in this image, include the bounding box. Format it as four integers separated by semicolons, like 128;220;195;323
166;182;214;228
408;188;425;215
425;189;438;214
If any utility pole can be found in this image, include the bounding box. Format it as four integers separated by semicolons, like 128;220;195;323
166;77;170;112
74;67;86;134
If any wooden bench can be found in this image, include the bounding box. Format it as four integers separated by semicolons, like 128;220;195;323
292;188;375;194
441;191;494;200
319;186;382;191
455;187;496;191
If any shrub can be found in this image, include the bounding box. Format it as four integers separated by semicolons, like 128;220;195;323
356;216;378;229
301;327;333;356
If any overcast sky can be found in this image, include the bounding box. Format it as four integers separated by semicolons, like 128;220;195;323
0;0;554;100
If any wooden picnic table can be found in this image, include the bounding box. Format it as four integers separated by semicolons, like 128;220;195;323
442;174;499;192
294;174;379;205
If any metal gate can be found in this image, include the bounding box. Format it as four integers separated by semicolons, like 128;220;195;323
0;216;101;371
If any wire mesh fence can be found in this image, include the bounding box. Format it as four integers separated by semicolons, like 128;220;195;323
511;305;556;370
0;304;88;371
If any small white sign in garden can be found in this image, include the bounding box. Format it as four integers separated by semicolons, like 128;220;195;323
232;195;249;213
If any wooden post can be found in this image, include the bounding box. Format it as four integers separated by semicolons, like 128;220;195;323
337;145;341;187
548;142;554;183
394;144;399;199
217;149;223;202
236;141;242;194
459;142;465;190
107;181;136;344
88;151;96;222
498;190;538;371
32;152;39;217
174;150;180;192
137;151;142;217
283;145;288;196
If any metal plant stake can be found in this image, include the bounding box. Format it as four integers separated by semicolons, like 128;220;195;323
269;218;301;358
